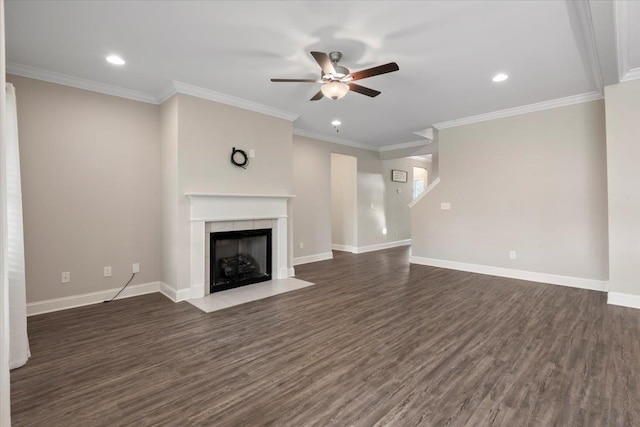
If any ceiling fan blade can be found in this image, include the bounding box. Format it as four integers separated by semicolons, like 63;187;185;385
310;51;336;76
271;78;318;83
310;90;324;101
348;83;381;97
350;62;399;81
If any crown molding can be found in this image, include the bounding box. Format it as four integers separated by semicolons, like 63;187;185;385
621;67;640;82
163;81;299;122
433;91;604;130
156;83;177;104
292;128;377;151
6;63;158;104
614;0;631;81
379;140;431;152
408;155;432;162
613;0;640;82
568;0;604;92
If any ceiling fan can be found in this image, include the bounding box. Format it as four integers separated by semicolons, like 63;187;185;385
271;51;399;101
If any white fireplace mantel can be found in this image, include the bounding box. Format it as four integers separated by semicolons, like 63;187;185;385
186;192;294;299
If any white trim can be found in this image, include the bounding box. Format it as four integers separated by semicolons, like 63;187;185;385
620;67;640;82
191;215;287;223
176;288;191;302
607;292;640;309
379;140;431;152
410;256;608;292
294;128;435;153
614;0;631;81
408;177;440;208
159;282;177;301
167;81;298;121
185;192;295;199
293;252;334;266
156;84;177;104
408;155;432;162
293;128;376;151
158;283;192;302
433;92;604;130
355;239;411;254
332;244;358;253
26;281;164;316
567;0;604;92
288;267;296;277
7;63;158;104
412;127;434;141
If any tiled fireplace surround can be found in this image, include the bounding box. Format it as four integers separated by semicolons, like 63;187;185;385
186;193;293;299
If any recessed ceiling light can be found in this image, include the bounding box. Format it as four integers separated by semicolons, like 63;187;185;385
331;120;341;126
106;55;125;65
492;73;509;82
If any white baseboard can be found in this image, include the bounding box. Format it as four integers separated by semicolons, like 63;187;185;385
293;252;334;266
355;239;411;254
332;244;357;253
27;281;163;316
608;292;640;309
158;282;191;302
410;256;608;292
288;267;296;277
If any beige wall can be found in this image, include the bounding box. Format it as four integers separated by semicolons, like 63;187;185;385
411;100;608;281
160;96;179;289
293;135;430;259
331;153;357;248
292;136;332;258
605;79;640;296
7;75;162;302
161;94;294;291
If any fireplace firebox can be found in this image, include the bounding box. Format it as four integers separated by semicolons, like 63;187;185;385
210;229;272;293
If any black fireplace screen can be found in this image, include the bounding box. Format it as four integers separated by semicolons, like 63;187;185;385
210;229;272;293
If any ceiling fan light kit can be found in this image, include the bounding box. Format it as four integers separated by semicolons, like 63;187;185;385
321;81;349;100
271;51;399;101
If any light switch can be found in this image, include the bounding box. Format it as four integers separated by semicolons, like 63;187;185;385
441;202;451;210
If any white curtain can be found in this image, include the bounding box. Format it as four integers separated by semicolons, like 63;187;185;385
1;0;14;423
5;83;29;369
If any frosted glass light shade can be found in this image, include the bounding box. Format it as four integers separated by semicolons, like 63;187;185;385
321;82;349;100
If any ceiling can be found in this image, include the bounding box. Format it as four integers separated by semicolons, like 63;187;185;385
3;1;631;150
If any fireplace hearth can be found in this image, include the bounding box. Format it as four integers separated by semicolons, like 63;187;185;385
210;228;272;293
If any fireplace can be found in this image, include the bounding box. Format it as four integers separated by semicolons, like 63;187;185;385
210;228;272;293
185;193;294;299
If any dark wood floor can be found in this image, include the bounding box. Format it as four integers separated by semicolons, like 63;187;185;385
11;247;640;426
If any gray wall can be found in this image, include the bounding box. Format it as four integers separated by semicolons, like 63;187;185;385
8;75;162;302
292;134;430;260
411;100;608;281
605;79;640;296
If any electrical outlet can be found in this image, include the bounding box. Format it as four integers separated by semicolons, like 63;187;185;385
133;263;140;273
61;272;70;284
299;242;304;249
104;266;112;277
509;251;517;260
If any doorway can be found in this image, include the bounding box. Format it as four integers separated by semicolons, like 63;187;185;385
412;166;428;200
